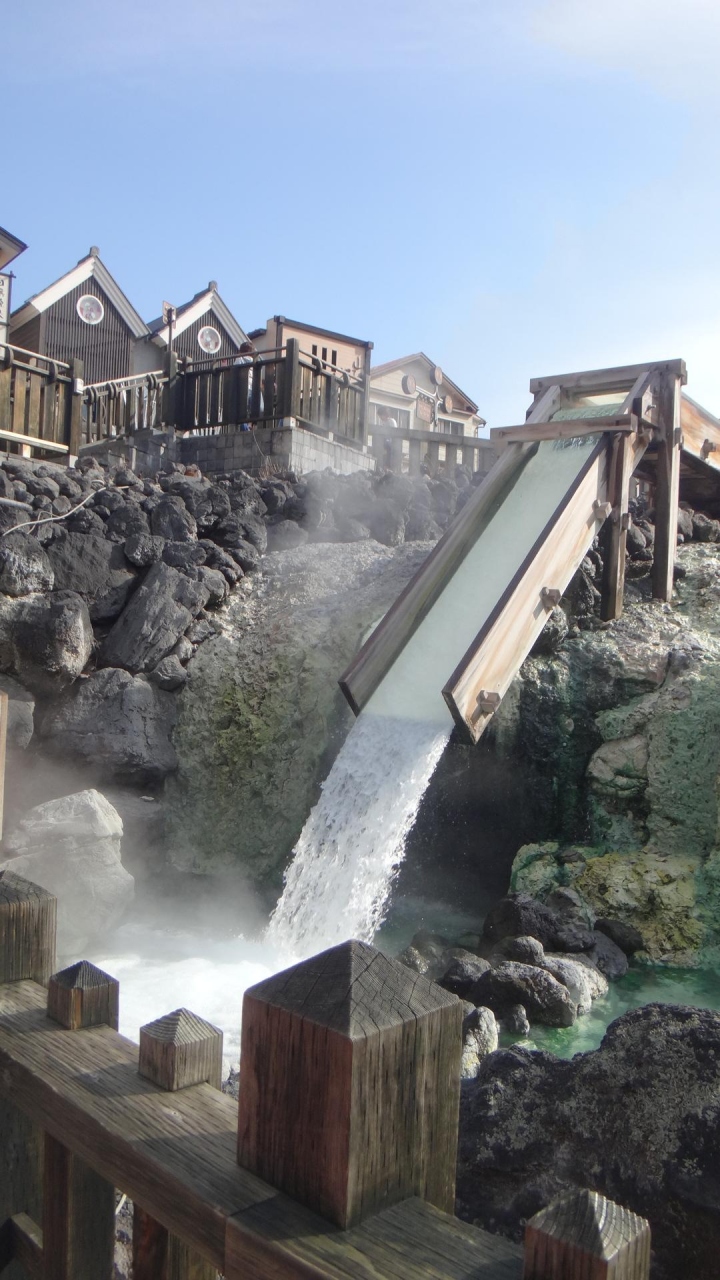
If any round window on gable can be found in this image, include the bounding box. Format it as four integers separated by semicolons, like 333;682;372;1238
198;326;221;354
76;295;104;325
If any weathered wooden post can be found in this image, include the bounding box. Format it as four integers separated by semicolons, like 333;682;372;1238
234;939;462;1241
133;1008;223;1280
0;871;57;1280
282;338;301;422
44;961;120;1280
67;357;84;457
524;1188;651;1279
652;365;684;602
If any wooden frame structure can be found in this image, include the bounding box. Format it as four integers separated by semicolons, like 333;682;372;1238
0;873;651;1280
339;358;716;744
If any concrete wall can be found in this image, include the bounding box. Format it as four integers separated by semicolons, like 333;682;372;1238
78;424;376;479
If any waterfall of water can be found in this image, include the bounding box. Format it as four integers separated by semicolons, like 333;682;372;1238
267;436;601;959
266;713;450;955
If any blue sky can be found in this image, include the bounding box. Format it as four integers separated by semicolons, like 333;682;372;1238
5;0;720;427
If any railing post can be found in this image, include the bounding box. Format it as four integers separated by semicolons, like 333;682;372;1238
0;872;57;1280
162;351;180;428
43;962;119;1280
652;367;683;602
67;358;84;457
282;338;301;420
234;940;462;1242
133;1008;222;1280
523;1189;651;1279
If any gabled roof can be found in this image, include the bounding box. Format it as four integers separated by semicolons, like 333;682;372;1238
370;352;480;416
10;248;149;338
250;315;372;349
0;226;28;272
148;283;248;348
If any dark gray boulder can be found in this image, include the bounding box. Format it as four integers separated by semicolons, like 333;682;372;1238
266;521;309;552
482;893;564;950
38;667;177;784
99;562;209;673
595;917;645;955
193;484;232;531
0;590;93;695
103;503;150;542
586;929;629;979
148;655;187;691
0;533;54;596
493;935;545;965
150;496;197;543
215;512;267;553
162;541;207;569
228;539;262;572
502;1004;531;1036
124;533;166;567
457;1004;720;1280
66;506;107;535
439;954;492;999
469;961;577;1026
46;532;137;622
93;488;125;514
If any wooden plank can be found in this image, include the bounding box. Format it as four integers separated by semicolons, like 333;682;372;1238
338;441;533;714
226;1195;523;1280
47;960;119;1032
680;392;720;475
11;369;27;436
0;1213;43;1279
0;365;12;431
530;359;686;396
0;693;6;844
43;1134;115;1280
652;371;682;601
0;981;275;1271
443;441;609;742
599;431;650;621
238;942;462;1229
0;428;68;454
408;438;423;475
25;369;41;439
491;415;636;445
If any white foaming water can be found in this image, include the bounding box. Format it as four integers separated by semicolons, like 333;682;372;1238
266;714;451;955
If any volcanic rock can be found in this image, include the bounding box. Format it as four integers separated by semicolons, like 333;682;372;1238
46;532;137;621
0;533;54;596
99;562;209;673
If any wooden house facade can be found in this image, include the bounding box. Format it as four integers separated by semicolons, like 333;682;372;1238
369;353;485;438
249;316;373;378
139;283;249;371
9;248;149;386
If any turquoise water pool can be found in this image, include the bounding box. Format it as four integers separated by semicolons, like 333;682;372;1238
512;964;720;1057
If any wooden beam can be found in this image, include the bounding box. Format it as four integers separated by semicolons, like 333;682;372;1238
43;1134;115;1280
491;416;636;445
226;1195;523;1280
237;941;462;1229
652;370;683;601
600;430;651;621
0;428;68;454
523;1188;650;1279
2;1214;43;1280
47;961;119;1032
680;392;720;475
529;359;686;396
442;440;609;743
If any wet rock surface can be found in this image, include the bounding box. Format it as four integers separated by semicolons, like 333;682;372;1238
456;1003;720;1280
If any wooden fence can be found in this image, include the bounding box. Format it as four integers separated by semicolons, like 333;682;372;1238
369;423;497;477
0;872;651;1280
0;345;83;458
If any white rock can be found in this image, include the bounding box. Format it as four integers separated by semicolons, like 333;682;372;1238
541;953;609;1015
0;789;133;952
461;1005;499;1079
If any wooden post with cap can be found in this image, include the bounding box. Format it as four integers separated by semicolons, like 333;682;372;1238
524;1188;651;1279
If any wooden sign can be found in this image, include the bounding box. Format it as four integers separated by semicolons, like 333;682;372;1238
416;396;433;424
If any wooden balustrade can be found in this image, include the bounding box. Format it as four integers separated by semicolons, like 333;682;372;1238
0;345;81;458
0;873;651;1280
370;423;497;477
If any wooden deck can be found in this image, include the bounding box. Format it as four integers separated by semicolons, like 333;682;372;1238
0;979;523;1278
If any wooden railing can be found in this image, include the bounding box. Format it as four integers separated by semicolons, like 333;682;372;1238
82;370;169;445
369;423;497;477
0;872;651;1280
179;339;368;446
0;344;83;457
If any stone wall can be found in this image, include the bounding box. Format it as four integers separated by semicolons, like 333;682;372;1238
77;424;375;480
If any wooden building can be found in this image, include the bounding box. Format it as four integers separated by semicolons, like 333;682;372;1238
139;282;249;371
249;316;373;379
369;353;485;439
0;226;28;347
9;247;149;386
